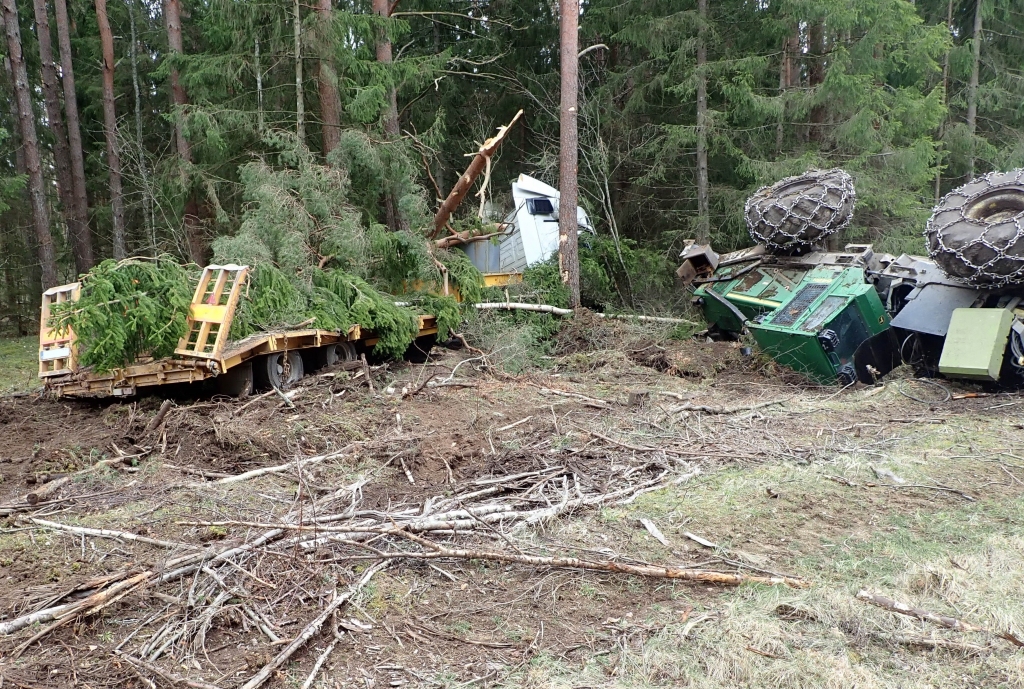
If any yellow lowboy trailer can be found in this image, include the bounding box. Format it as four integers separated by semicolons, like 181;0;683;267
37;264;438;398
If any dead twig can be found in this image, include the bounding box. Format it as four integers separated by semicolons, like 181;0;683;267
196;445;356;486
537;387;614;409
667;397;793;415
116;651;222;689
25;518;197;551
238;562;388;689
382;529;809;588
451;332;485;356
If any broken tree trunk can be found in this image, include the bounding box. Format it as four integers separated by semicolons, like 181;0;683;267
472;302;700;325
431;110;523;239
433;227;506;250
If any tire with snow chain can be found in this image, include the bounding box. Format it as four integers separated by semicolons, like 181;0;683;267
745;168;856;252
926;169;1024;287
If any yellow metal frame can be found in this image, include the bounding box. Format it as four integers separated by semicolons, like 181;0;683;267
175;265;248;360
38;282;81;377
482;272;522;288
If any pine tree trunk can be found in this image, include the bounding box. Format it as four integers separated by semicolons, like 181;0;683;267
935;0;953;203
966;0;983;178
695;0;709;243
127;0;155;248
317;0;340;156
808;20;825;142
776;30;796;153
2;0;58;288
96;0;126;259
431;20;445;200
293;0;304;144
0;23;42;305
30;0;84;272
372;0;408;233
558;0;580;308
254;37;264;132
53;0;94;273
164;0;204;263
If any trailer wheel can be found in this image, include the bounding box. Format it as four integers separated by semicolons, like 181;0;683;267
926;169;1024;287
254;350;304;391
745;168;856;251
216;361;254;397
302;341;357;371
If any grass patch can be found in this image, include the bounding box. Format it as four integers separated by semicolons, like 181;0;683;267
512;416;1024;688
0;336;39;394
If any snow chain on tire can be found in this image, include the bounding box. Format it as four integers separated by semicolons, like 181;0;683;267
745;168;856;251
925;168;1024;287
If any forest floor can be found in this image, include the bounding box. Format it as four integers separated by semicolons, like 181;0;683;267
2;319;1024;688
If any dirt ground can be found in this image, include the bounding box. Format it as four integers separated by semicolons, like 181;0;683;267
2;328;1024;688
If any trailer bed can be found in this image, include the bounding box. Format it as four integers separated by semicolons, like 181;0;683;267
38;264;439;398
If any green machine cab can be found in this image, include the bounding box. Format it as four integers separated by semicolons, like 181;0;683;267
748;266;890;384
691;244;892;385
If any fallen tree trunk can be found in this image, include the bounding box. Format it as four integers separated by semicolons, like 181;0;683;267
434;228;506;250
27;517;196;550
856;590;1024;647
431;110;523;238
1;570;151;636
474;302;700;326
0;450;150;513
390;530;809;588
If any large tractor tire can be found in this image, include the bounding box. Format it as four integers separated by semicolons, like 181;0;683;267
925;169;1024;287
745;168;856;251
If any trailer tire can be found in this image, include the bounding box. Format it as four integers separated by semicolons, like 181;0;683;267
926;169;1024;287
254;350;304;391
302;342;357;371
216;361;254;397
745;168;856;251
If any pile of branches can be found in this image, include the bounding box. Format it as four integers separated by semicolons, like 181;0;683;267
0;445;807;688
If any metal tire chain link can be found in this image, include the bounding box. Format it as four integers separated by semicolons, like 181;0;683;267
744;168;856;251
925;168;1024;287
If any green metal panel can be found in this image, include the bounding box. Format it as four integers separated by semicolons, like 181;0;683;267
750;327;837;384
938;308;1013;380
695;265;807;330
748;267;891;385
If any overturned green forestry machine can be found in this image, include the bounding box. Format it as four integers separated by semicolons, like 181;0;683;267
683;168;1024;388
38;264;440;398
